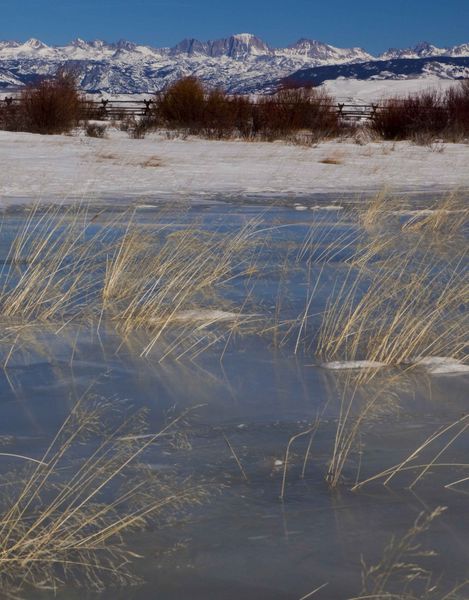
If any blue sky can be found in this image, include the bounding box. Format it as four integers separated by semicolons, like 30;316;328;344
0;0;468;53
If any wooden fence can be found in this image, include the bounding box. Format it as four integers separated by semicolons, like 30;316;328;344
0;95;386;122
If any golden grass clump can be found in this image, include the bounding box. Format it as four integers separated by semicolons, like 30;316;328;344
103;219;260;357
0;395;207;596
277;369;412;491
358;188;401;230
355;507;469;600
278;191;469;489
0;204;109;322
315;202;468;367
402;191;469;237
0;205;263;360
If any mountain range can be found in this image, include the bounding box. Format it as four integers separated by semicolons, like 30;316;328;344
0;33;468;94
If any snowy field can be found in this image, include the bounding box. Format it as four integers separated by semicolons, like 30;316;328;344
1;128;468;205
322;76;458;103
93;76;461;104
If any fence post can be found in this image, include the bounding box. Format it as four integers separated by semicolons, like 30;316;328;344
100;99;109;119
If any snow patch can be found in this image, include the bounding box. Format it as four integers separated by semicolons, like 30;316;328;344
310;205;344;211
412;356;469;375
172;309;242;323
321;360;387;370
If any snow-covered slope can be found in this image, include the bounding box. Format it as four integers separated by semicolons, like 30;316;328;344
0;34;468;94
285;56;469;89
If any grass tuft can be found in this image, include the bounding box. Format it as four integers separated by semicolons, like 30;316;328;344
0;396;207;596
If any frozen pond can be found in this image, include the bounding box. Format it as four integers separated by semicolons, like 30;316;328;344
0;198;467;599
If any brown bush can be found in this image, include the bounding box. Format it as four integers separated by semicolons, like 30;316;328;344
0;98;21;131
16;70;83;134
155;76;206;131
202;88;237;138
445;79;469;138
154;77;338;141
253;87;339;141
229;95;254;138
370;91;448;141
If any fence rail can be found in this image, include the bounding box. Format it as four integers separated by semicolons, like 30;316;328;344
0;95;400;121
0;95;452;123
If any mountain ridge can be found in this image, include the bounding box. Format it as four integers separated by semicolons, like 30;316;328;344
0;34;468;94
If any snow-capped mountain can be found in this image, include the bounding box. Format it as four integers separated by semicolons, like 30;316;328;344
379;41;469;60
0;34;468;94
284;56;469;90
170;33;271;58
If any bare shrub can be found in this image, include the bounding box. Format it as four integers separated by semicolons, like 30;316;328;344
254;87;339;141
123;116;153;139
17;70;84;134
156;76;206;131
229;95;254;138
119;115;135;132
0;98;22;131
154;77;339;142
203;88;237;138
85;122;107;138
371;91;447;141
445;79;469;139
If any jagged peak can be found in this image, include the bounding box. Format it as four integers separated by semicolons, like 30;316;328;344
115;39;137;51
71;38;89;48
290;38;329;48
413;40;437;52
24;38;48;49
232;33;257;42
0;40;20;48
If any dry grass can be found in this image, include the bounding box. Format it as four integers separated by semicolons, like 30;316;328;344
353;413;469;491
276;368;411;490
140;156;163;168
102;217;261;358
0;204;110;322
285;191;468;487
315;204;468;366
402;191;469;236
324;370;407;487
358;189;402;230
319;153;343;165
0;205;263;359
352;507;469;600
96;152;119;162
0;395;207;596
